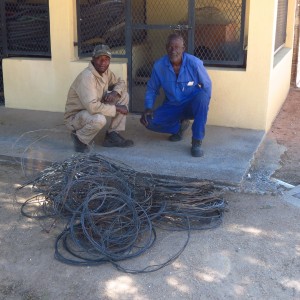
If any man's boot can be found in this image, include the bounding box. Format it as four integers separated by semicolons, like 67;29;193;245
191;138;203;157
169;120;190;141
103;131;134;147
71;130;89;153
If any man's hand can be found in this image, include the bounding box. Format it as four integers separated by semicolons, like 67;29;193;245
115;104;128;115
140;109;153;127
102;91;120;105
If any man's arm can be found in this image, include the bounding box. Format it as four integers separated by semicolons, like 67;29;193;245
140;64;161;126
102;91;121;105
108;70;127;96
195;60;212;97
115;104;128;115
144;66;161;110
140;108;153;126
75;76;117;117
100;69;127;105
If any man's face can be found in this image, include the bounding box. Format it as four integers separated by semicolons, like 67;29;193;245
92;55;110;74
166;38;185;64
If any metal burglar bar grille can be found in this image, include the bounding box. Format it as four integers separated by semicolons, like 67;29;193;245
275;0;288;52
131;0;190;112
193;0;245;65
132;28;182;112
77;0;245;64
4;0;51;55
130;0;246;112
0;0;51;105
76;0;246;112
77;0;126;57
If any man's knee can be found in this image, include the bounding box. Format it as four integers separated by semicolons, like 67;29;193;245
93;114;107;130
189;93;210;115
193;90;210;103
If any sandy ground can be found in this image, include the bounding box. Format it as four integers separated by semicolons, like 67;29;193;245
271;88;300;186
0;160;299;300
1;88;300;300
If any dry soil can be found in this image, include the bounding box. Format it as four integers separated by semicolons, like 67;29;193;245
0;89;300;300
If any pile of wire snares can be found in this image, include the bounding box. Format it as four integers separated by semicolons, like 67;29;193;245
17;153;226;273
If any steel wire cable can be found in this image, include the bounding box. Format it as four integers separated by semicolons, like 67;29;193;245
18;153;227;273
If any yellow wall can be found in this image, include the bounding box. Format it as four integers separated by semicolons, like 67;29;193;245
208;0;296;131
265;0;297;130
3;0;127;112
2;0;297;131
267;49;293;130
207;0;274;129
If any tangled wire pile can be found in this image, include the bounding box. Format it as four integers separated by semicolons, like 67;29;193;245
17;153;226;273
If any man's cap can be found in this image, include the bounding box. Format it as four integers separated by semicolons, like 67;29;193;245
92;44;112;58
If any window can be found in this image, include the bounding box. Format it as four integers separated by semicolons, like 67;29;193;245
275;0;288;52
0;0;51;56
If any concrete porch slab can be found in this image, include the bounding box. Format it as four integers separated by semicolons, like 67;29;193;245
283;185;300;208
0;107;265;186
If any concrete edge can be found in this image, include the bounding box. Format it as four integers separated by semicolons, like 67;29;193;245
283;185;300;208
0;154;239;189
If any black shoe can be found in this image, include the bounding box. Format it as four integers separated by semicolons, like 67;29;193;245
191;139;204;157
169;120;190;142
71;130;89;153
103;131;134;147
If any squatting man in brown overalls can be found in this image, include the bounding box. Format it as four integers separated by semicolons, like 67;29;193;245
64;44;133;153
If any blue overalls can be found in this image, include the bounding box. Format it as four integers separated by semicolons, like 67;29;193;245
144;53;212;141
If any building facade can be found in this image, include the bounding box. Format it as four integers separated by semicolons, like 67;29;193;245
1;0;297;131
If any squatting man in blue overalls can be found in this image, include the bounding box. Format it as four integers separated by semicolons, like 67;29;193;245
140;33;212;157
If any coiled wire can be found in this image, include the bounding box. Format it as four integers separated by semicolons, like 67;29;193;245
17;153;226;273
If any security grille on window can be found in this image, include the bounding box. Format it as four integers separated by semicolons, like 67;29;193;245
76;0;246;65
193;0;246;65
76;0;247;112
0;0;51;56
77;0;126;57
0;0;51;105
275;0;288;52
